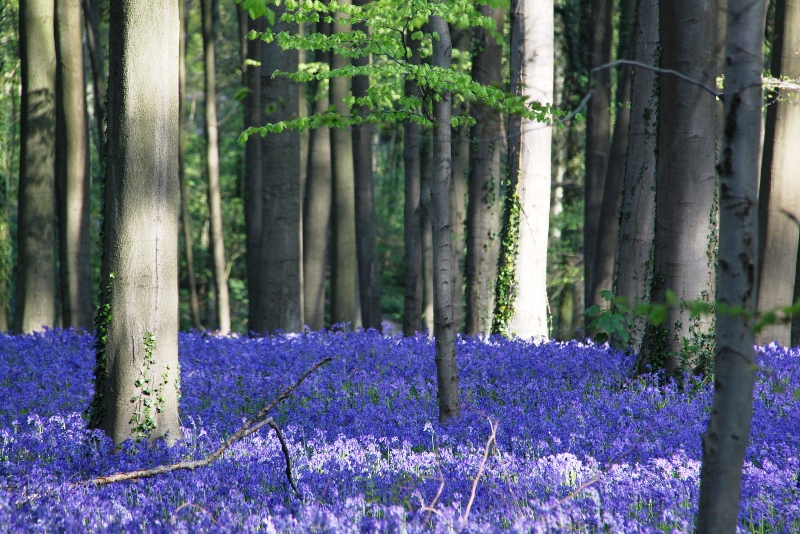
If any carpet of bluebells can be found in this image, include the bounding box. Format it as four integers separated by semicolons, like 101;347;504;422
0;328;798;533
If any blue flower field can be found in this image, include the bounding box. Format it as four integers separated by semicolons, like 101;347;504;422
0;329;798;532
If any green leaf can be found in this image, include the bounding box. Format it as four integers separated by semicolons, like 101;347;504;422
648;305;667;326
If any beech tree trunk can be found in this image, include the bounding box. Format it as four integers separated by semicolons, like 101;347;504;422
260;4;303;333
15;0;57;334
330;0;357;326
303;22;332;331
429;13;459;423
756;0;800;347
614;0;658;352
643;0;718;375
421;133;434;334
55;0;93;330
201;0;230;333
696;0;765;529
465;4;504;336
81;0;105;163
90;0;182;445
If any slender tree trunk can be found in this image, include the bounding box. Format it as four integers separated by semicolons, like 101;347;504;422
89;0;181;445
260;4;303;333
465;4;504;336
421;132;434;333
329;0;357;327
494;0;553;339
303;22;332;331
697;0;765;529
583;0;613;313
403;37;423;336
201;0;230;333
15;0;57;333
643;0;718;375
429;13;459;423
756;0;800;347
81;0;105;162
55;0;93;330
590;0;635;309
614;0;658;352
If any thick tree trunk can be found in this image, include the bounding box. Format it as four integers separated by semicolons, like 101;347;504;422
756;0;800;347
465;4;504;336
429;13;459;423
90;0;182;445
303;22;332;331
583;0;613;313
643;0;718;375
352;4;382;331
614;0;658;352
260;4;303;333
495;0;553;339
180;0;202;331
403;38;423;336
696;0;765;529
15;0;57;333
201;0;230;333
55;0;93;330
589;0;635;309
329;0;357;327
242;10;263;333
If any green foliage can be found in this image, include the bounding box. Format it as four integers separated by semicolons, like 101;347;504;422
584;289;633;346
87;272;115;428
491;180;520;337
129;332;172;439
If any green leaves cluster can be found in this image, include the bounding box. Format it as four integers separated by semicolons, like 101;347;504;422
130;333;171;439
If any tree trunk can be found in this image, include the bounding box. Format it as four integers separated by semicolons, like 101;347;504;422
242;9;263;333
589;0;635;309
260;4;303;333
643;0;718;375
583;0;613;313
614;0;658;352
465;4;504;336
696;0;765;529
89;0;182;445
201;0;230;333
55;0;93;330
303;22;332;331
756;0;800;347
81;0;105;163
329;0;357;327
421;132;434;334
403;37;423;336
15;0;57;334
495;0;553;339
429;13;459;423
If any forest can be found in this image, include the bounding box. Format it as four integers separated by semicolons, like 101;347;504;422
0;0;798;531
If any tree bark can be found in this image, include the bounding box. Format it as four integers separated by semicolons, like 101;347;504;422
643;0;718;375
330;0;357;327
696;0;765;529
260;4;303;333
403;37;423;336
583;0;613;313
495;0;553;339
242;9;263;333
429;13;459;423
55;0;93;330
756;0;800;347
421;132;434;334
90;0;182;445
81;0;105;164
465;4;504;336
352;1;382;331
614;0;658;352
201;0;230;333
302;22;332;331
15;0;57;333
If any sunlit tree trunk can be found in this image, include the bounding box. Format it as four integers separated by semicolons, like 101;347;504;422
15;0;57;333
421;133;434;333
55;0;93;330
756;0;800;347
465;4;503;336
89;0;182;445
697;0;765;529
260;3;303;333
330;0;357;326
614;0;658;352
201;0;230;333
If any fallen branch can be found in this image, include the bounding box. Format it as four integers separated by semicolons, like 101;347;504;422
78;357;332;487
